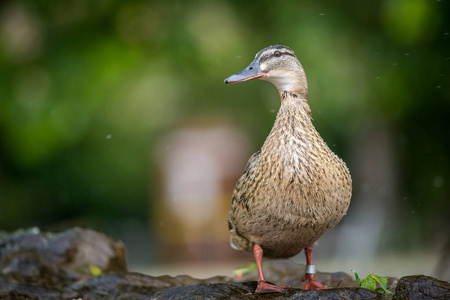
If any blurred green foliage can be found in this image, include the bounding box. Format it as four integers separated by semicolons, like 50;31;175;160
0;0;448;253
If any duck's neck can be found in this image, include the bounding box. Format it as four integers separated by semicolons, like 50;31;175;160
261;91;316;155
279;91;311;119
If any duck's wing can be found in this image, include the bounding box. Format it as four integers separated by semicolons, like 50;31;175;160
228;151;261;253
241;150;261;176
230;150;261;210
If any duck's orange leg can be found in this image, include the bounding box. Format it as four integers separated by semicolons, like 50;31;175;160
253;244;288;294
302;245;327;290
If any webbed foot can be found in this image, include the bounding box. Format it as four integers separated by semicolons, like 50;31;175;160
302;274;327;290
255;281;289;294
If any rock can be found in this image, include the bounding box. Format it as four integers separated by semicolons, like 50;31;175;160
0;227;127;284
0;275;70;300
0;227;448;299
70;272;236;299
153;282;382;300
393;275;450;300
70;272;178;299
0;272;384;300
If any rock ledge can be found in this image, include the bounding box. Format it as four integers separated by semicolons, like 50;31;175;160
1;227;448;299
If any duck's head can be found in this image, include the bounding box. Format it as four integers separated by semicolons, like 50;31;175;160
224;45;308;99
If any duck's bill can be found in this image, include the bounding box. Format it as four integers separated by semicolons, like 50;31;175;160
224;61;266;84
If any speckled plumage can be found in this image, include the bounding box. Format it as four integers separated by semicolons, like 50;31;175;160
227;45;352;260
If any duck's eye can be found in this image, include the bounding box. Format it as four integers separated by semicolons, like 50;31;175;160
274;51;281;57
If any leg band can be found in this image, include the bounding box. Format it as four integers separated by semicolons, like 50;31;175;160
305;264;316;274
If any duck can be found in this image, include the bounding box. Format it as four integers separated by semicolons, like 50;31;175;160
224;45;352;294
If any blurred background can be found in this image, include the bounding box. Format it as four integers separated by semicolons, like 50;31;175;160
0;0;449;281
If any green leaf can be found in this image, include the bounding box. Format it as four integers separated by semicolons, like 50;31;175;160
351;269;362;285
361;275;376;291
88;264;103;276
351;270;394;295
370;274;391;294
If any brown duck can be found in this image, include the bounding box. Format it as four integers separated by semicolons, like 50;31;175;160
224;45;352;294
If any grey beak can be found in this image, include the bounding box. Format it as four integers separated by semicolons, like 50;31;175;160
224;60;266;84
